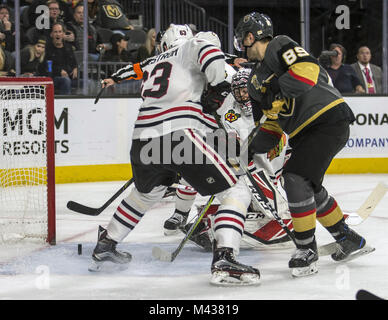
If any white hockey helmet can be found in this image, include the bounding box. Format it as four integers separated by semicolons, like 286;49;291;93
195;31;221;48
160;24;193;52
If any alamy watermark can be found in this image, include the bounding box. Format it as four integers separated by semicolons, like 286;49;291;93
138;124;249;166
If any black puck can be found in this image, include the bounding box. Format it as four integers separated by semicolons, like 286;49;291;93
78;243;82;255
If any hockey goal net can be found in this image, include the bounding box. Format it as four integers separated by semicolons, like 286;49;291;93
0;77;55;244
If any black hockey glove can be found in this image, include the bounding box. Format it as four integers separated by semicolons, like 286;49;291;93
260;75;281;110
201;81;231;114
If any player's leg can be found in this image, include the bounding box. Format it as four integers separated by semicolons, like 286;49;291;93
91;185;168;267
90;138;176;270
163;177;198;235
315;186;368;261
175;129;260;285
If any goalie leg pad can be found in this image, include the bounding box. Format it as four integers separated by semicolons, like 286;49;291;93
107;185;167;242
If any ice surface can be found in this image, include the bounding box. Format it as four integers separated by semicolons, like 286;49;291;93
0;174;387;301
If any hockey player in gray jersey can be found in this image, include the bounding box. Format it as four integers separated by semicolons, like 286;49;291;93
89;24;261;286
234;12;373;277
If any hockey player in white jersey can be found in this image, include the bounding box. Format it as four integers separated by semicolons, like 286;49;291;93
89;24;261;285
163;67;292;251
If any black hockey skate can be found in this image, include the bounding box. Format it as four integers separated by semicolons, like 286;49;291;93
183;220;213;252
331;224;375;262
210;247;261;286
289;240;318;277
88;226;132;272
163;210;189;235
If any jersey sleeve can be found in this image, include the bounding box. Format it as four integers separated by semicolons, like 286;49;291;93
193;39;227;86
110;59;148;82
274;39;320;98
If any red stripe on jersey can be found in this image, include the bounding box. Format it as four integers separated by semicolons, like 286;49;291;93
288;69;316;86
177;189;198;196
215;217;244;229
137;106;217;124
291;208;316;218
187;129;237;185
117;207;139;224
199;48;221;64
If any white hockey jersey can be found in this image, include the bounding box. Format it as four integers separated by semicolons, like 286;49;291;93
111;38;228;139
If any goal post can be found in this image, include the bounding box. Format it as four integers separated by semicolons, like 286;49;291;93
0;77;56;244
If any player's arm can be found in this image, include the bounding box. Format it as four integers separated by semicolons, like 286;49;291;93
107;58;152;84
196;41;231;112
277;43;320;98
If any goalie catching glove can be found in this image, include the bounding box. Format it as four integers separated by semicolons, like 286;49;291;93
201;81;231;113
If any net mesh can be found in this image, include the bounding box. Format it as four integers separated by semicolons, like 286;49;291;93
0;84;49;243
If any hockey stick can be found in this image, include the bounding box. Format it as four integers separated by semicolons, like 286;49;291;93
356;182;388;220
152;195;216;262
94;81;106;104
356;289;384;300
67;180;198;216
67;178;134;216
212;112;298;246
318;182;387;256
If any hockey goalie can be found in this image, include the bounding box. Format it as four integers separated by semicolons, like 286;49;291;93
163;66;294;252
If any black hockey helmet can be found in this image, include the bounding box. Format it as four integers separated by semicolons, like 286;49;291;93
234;12;273;51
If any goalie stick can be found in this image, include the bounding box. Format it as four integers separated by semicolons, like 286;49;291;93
152;195;216;262
212;112;298;247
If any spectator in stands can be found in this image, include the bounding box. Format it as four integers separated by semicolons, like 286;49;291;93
45;22;78;94
20;36;48;77
28;0;73;31
102;33;133;62
351;46;382;94
188;24;198;35
66;3;101;60
0;4;15;52
136;28;156;62
29;0;75;44
0;45;15;76
326;43;365;94
90;0;134;32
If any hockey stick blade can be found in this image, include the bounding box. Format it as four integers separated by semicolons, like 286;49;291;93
356;289;384;300
67;178;134;216
152;246;173;262
67;201;103;216
356;182;388;220
152;195;215;262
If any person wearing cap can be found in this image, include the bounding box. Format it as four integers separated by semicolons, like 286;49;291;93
101;33;133;63
20;36;48;76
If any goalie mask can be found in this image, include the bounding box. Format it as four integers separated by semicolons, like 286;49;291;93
160;24;193;52
231;68;253;116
